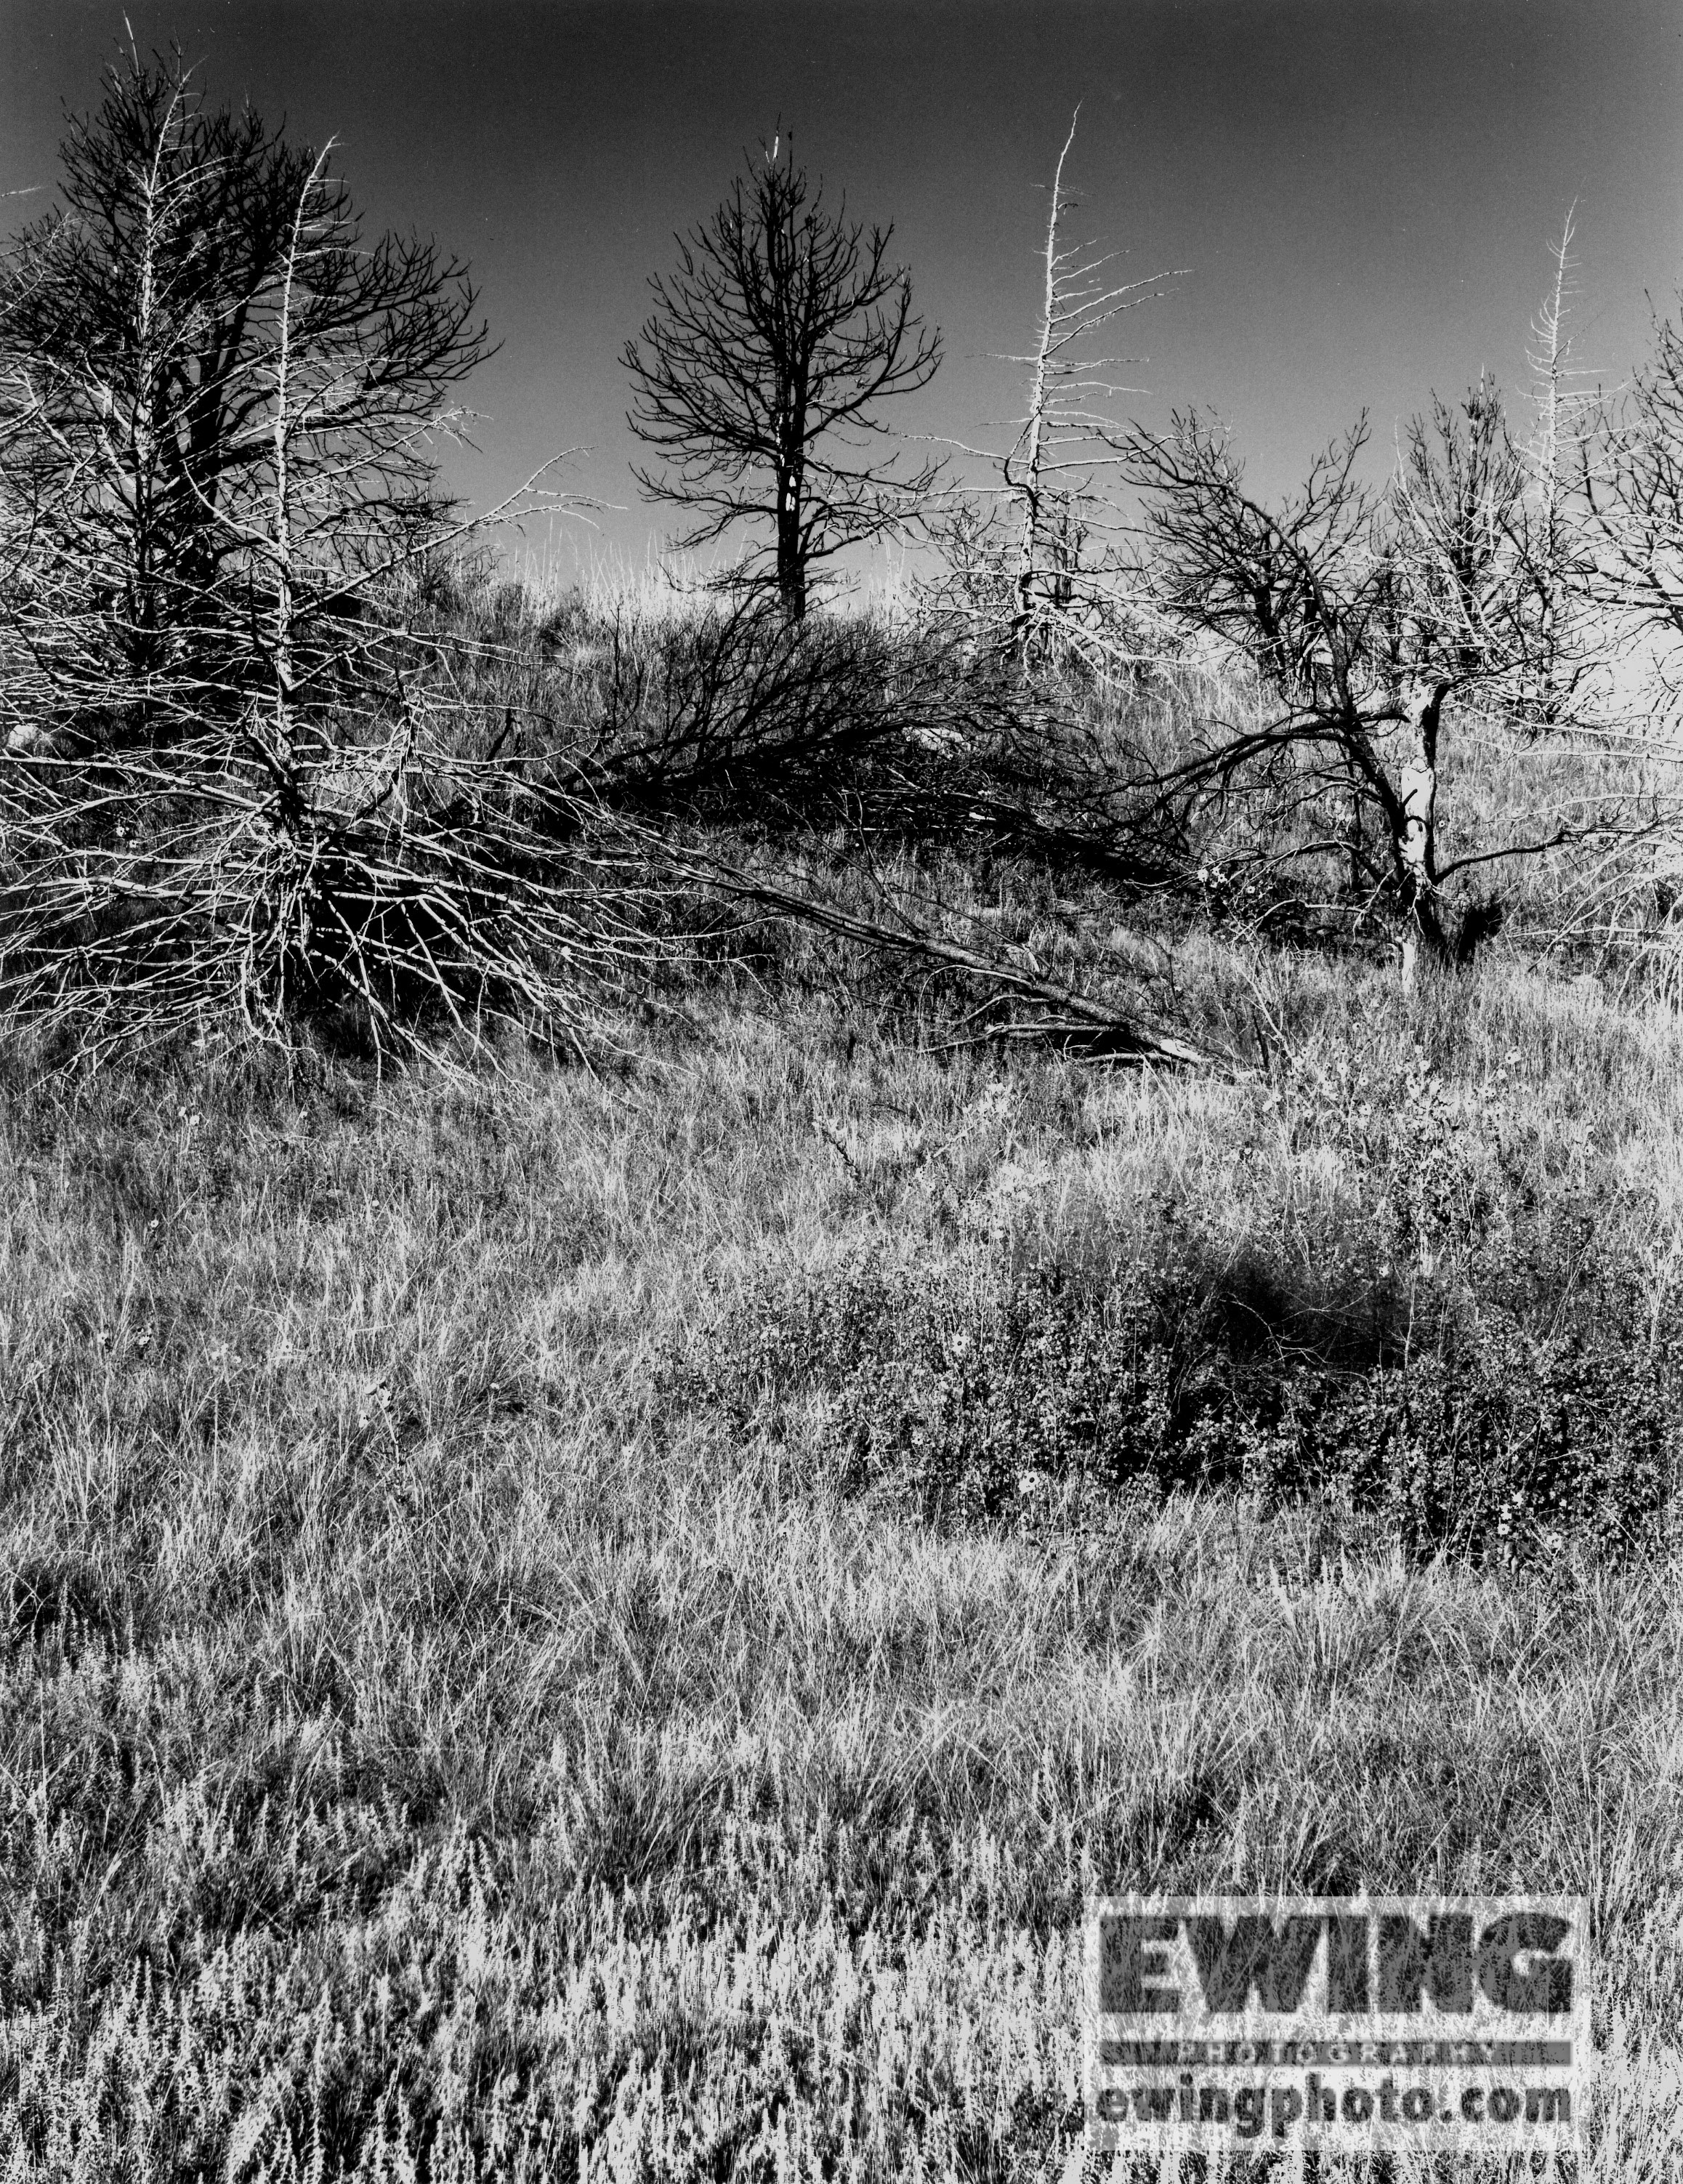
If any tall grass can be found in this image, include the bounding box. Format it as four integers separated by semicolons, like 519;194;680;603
6;556;1683;2178
2;936;1682;2175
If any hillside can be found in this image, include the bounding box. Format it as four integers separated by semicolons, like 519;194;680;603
3;888;1682;2175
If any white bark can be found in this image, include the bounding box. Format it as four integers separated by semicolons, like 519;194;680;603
1397;675;1444;910
1012;115;1078;640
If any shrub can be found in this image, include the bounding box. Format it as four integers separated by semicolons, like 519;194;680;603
668;1252;1192;1526
1243;1309;1680;1565
674;1235;1681;1563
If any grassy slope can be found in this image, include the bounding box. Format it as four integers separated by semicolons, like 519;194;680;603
1;949;1682;2178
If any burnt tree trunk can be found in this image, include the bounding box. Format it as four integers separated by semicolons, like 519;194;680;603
775;464;807;621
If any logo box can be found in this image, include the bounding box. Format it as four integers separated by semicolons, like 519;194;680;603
1083;1896;1587;2156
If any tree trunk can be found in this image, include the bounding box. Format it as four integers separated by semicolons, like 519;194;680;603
1010;120;1074;663
1345;758;1366;895
1395;675;1451;963
776;468;805;620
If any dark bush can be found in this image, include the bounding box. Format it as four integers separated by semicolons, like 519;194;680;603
670;1250;1256;1526
1244;1310;1679;1564
673;1242;1680;1563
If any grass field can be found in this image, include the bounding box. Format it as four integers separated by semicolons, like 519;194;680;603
7;28;1683;2172
3;931;1682;2179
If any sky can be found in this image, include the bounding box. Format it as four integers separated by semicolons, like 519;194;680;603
3;0;1682;588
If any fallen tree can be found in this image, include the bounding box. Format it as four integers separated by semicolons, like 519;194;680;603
655;834;1222;1068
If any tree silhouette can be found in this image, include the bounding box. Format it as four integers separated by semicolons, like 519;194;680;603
623;137;943;618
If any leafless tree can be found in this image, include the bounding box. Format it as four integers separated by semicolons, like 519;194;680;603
1581;291;1683;719
0;47;634;1063
623;135;943;620
1117;374;1642;966
927;111;1181;674
1516;207;1602;724
0;42;493;757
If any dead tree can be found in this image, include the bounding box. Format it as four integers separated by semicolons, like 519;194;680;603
927;110;1181;674
1517;208;1601;725
1581;288;1683;720
1004;113;1180;667
0;47;624;1062
623;136;943;619
1118;384;1623;966
0;44;491;753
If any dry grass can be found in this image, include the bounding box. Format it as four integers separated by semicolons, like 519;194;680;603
1;941;1682;2177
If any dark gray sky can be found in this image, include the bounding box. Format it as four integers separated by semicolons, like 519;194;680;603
4;0;1682;582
